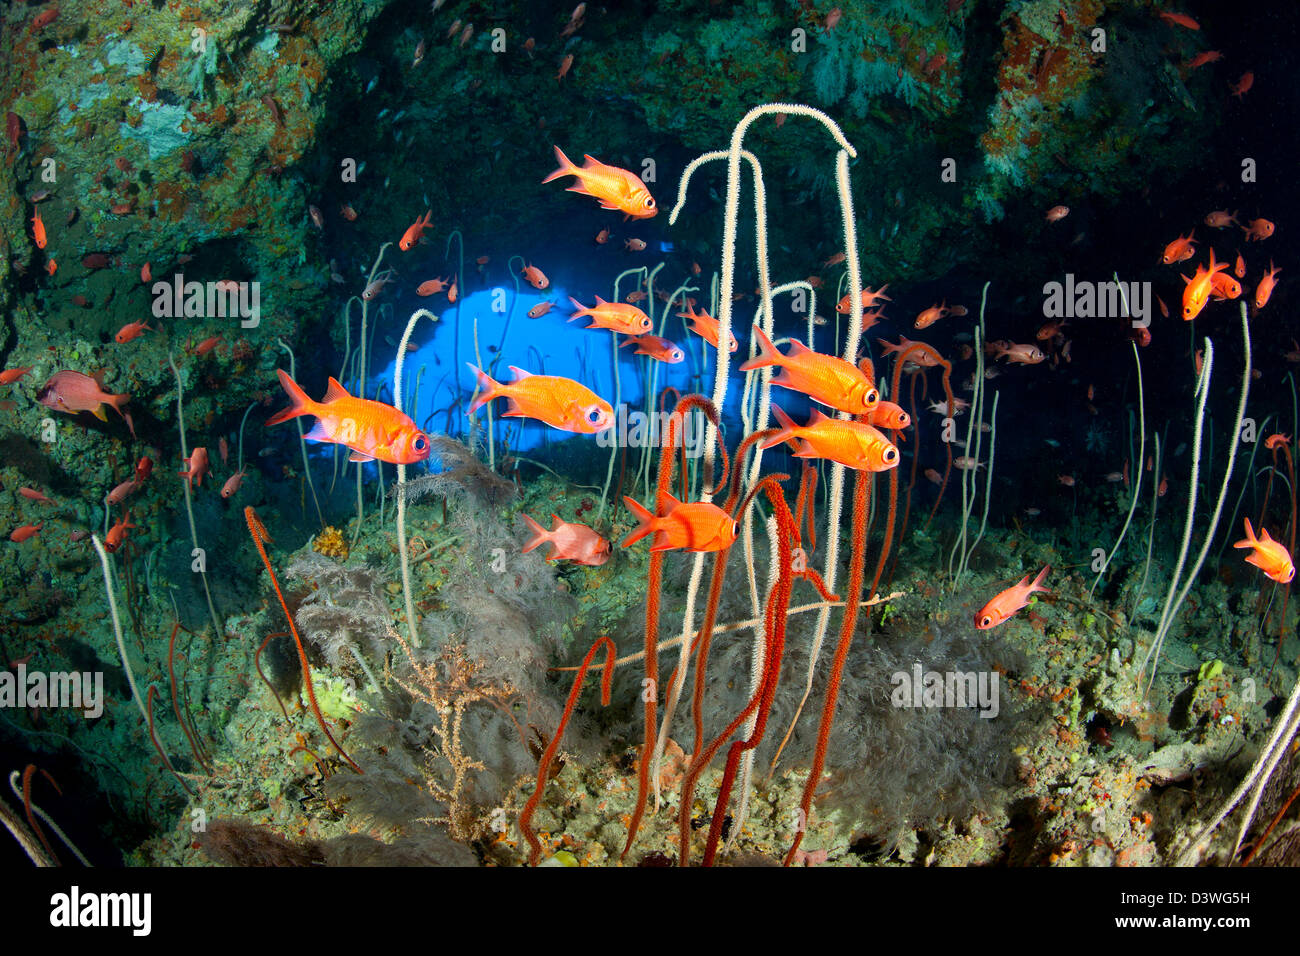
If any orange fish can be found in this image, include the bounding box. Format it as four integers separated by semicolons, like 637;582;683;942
467;364;613;434
18;487;54;505
1229;71;1254;100
114;320;153;344
141;261;152;283
104;512;137;553
542;146;657;220
623;290;647;303
1234;518;1295;583
866;400;911;431
1045;205;1069;222
1161;230;1196;264
622;493;737;553
1158;11;1200;30
624;238;647;252
914;301;948;330
399;210;433;251
1037;318;1068;340
1181;249;1229;320
268;369;432;464
836;284;890;313
567;295;652;335
620;334;685;364
595;228;612;244
740;325;880;415
1234;252;1246;278
764;405;899;473
1255;261;1281;309
10;522;43;543
1187;50;1222;69
416;276;451;296
521;514;611;566
521;263;549;289
823;252;846;267
106;478;138;506
1242;218;1274;241
1209;270;1242;301
974;565;1050;629
679;302;737;352
179;447;211;489
46;259;56;276
556;53;574;81
527;301;555;318
1264;433;1291;451
31;207;46;249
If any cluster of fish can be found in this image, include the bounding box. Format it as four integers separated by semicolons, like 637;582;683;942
1159;214;1279;322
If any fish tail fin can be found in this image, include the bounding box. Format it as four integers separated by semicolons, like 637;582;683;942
466;363;503;415
620;496;657;548
1029;564;1051;595
566;296;589;321
542;146;577;184
738;324;779;372
265;369;315;426
1234;517;1258;549
520;514;550;555
760;404;799;451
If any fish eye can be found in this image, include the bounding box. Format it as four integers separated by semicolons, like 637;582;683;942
586;406;603;424
865;388;880;406
413;435;428;452
980;615;993;628
644;197;655;208
883;446;898;463
899;414;911;427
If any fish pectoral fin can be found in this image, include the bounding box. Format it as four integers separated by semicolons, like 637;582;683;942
348;451;376;463
303;421;332;442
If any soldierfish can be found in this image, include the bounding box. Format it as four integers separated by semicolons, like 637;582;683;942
542;146;657;220
974;565;1051;629
763;405;899;473
1234;518;1295;583
741;326;880;415
679;303;738;352
621;494;737;553
268;369;431;465
619;334;685;364
37;371;130;422
521;514;611;566
467;364;613;434
567;295;652;335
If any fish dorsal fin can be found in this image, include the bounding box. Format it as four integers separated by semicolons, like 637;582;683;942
662;491;684;511
509;366;533;381
786;337;814;356
324;377;352;402
806;407;833;425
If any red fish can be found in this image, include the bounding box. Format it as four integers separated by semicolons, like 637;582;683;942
1255;261;1281;309
18;488;55;505
624;238;646;252
1187;50;1222;69
521;514;611;566
399;210;434;251
37;371;129;421
993;342;1047;364
1161;230;1196;264
179;447;211;489
467;364;613;434
1204;209;1238;229
0;366;34;385
836;285;891;313
621;494;737;553
1158;11;1199;30
30;6;59;31
107;479;138;506
221;468;247;499
521;263;550;289
867;400;911;431
10;522;43;543
914;301;948;330
1181;249;1230;320
1045;205;1069;222
527;301;555;318
416;276;451;296
543;146;657;220
620;334;685;364
104;512;137;553
1241;218;1274;241
1229;72;1254;100
974;565;1051;629
679;302;737;352
31;208;47;249
115;320;153;344
268;370;432;464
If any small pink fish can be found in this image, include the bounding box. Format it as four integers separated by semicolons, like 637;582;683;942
18;488;55;505
520;514;611;566
107;479;138;506
218;436;230;465
10;522;42;543
221;468;246;499
179;447;211;489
